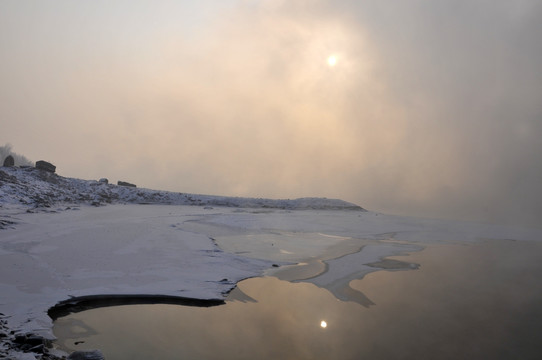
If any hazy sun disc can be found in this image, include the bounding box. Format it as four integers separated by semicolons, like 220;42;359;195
320;320;327;328
327;55;337;67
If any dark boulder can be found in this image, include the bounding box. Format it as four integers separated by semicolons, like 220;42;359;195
2;155;14;167
35;160;56;173
117;180;136;188
98;178;108;184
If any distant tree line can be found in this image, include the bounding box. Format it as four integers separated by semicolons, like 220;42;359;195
0;144;34;167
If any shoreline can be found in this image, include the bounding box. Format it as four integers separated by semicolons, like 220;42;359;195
2;201;542;358
51;239;542;359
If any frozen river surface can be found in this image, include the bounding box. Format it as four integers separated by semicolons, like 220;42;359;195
1;203;542;359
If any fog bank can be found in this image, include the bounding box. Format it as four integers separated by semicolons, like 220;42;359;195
1;1;541;226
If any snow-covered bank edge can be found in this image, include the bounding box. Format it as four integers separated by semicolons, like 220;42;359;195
0;166;364;212
0;206;280;360
0;165;365;359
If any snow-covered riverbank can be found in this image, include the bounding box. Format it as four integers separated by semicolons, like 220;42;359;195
2;166;542;359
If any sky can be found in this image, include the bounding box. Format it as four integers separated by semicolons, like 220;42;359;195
1;0;541;227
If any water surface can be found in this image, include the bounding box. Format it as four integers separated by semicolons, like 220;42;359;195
53;240;542;359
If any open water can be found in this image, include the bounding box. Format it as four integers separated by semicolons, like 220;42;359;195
53;240;542;359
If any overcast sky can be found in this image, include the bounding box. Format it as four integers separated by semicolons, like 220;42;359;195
1;0;541;227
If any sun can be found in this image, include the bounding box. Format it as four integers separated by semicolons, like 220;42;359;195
320;320;327;328
327;55;337;67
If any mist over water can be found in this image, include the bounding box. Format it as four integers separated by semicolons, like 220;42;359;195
1;1;541;226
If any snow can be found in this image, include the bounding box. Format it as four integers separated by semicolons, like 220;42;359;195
0;205;275;338
2;165;542;358
0;166;363;212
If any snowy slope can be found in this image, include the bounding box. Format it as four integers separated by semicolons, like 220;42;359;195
0;166;364;212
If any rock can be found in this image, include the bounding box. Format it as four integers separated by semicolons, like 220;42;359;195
98;178;108;184
68;350;105;360
29;343;45;353
7;333;54;358
0;170;17;183
13;335;27;344
35;160;56;173
2;155;14;167
117;181;136;187
25;335;46;346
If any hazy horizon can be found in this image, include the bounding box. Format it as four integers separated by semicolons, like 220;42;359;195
2;1;542;227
